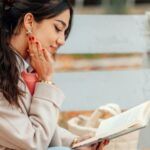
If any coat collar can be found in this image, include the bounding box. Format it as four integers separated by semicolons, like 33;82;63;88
15;51;33;73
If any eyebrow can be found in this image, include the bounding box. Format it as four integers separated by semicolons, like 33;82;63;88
55;19;67;28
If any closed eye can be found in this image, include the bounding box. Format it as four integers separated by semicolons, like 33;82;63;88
54;25;62;32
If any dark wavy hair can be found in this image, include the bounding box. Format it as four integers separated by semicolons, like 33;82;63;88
0;0;73;106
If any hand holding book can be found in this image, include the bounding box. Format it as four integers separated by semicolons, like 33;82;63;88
72;101;150;149
72;134;109;150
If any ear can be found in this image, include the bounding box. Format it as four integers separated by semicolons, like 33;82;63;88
23;13;35;32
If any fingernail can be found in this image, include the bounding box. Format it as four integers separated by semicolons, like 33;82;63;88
31;36;34;41
29;37;32;41
42;48;45;51
35;41;38;45
104;140;109;145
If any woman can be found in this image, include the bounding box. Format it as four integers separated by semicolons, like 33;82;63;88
0;0;109;149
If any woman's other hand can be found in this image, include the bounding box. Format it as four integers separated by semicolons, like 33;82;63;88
27;34;54;81
73;134;109;150
75;140;109;150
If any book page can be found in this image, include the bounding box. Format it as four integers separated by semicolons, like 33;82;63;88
72;125;146;149
96;101;150;137
72;101;150;149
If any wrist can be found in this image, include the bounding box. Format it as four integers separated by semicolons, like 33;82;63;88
40;80;54;85
38;75;53;82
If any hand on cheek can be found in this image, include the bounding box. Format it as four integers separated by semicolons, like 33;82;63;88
27;34;54;81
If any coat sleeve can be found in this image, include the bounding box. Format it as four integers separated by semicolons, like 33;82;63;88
0;82;65;150
58;126;78;147
49;126;78;147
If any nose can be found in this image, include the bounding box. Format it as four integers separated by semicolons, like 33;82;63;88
57;36;65;46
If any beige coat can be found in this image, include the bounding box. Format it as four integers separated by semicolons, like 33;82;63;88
0;56;76;150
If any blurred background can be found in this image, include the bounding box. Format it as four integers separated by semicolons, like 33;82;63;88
53;1;150;149
54;0;150;72
71;0;150;14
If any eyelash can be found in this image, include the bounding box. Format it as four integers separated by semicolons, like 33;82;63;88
54;25;62;32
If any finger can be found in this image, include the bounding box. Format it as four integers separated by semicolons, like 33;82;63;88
89;142;98;150
91;143;100;150
35;41;44;56
31;36;39;57
27;33;34;46
27;35;37;58
93;143;99;150
31;37;45;61
97;141;105;150
27;36;33;53
43;48;54;63
36;41;42;50
104;139;109;145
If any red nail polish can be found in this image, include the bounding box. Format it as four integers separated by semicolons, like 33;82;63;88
35;41;38;45
104;140;109;145
31;36;34;40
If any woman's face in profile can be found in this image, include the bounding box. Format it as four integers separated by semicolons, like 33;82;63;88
31;9;70;57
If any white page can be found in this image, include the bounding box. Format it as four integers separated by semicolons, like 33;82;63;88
96;101;150;137
72;101;150;149
72;126;146;149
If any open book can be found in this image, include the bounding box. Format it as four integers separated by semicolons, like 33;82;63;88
72;101;150;149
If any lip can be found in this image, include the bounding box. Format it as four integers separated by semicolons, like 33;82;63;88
50;44;58;48
49;45;58;52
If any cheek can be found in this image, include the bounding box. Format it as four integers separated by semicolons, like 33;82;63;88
34;27;56;47
34;30;47;46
